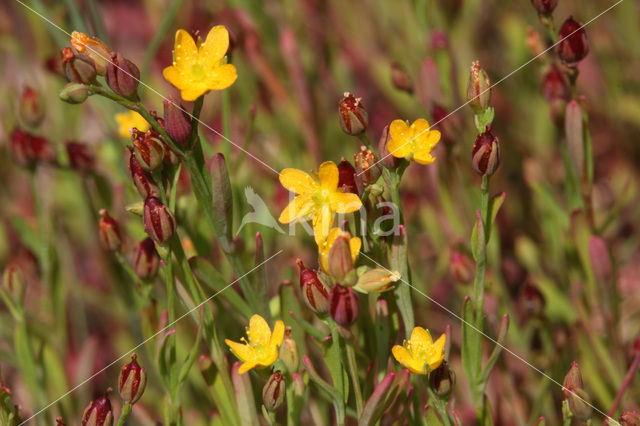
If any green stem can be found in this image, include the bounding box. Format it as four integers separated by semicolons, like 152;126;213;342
428;389;452;426
221;89;232;160
345;340;363;416
115;403;132;426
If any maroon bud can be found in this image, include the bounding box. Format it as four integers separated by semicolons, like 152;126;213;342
10;128;56;167
98;209;122;251
329;285;359;326
354;146;382;191
19;85;45;127
56;418;66;426
163;99;192;148
105;52;140;99
127;147;160;199
133;238;160;279
563;361;584;396
390;62;413;94
62;47;97;84
471;127;500;176
297;259;329;315
81;389;114;426
66;142;95;173
262;370;286;412
119;354;147;404
337;159;358;195
132;129;164;171
519;283;545;317
429;361;456;398
378;125;402;170
557;17;589;66
143;197;176;244
450;250;473;283
621;412;640;426
338;92;368;136
530;0;558;16
541;66;570;101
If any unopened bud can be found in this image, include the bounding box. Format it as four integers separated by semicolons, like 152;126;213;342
19;86;44;127
62;47;97;84
327;233;355;283
105;52;140;99
56;418;66;426
337;159;358;195
10;128;56;167
541;66;569;101
471;127;500;176
390;62;413;93
279;329;299;373
127;147;160;199
66;142;95;173
143;197;176;244
354;146;382;191
338;92;368;136
163;99;192;148
133;238;160;279
557;17;589;66
621;412;640;426
296;259;329;314
118;354;147;404
467;61;491;112
3;264;26;306
329;285;359;326
378;125;402;170
71;31;113;75
566;388;592;421
132;129;164;172
81;389;114;426
563;361;584;395
530;0;558;16
59;82;89;104
428;361;456;398
262;371;285;412
450;250;473;283
354;268;399;293
98;210;122;251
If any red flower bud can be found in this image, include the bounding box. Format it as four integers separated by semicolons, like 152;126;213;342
329;285;359;326
66;142;95;173
127;147;160;199
163;99;192;148
62;47;97;84
563;361;584;395
354;146;382;191
10;128;56;167
143;197;176;244
98;210;122;251
378;125;402;170
467;61;491;112
19;85;44;127
132;129;165;172
530;0;558;16
133;238;160;279
119;354;147;404
557;17;589;66
262;370;286;412
471;127;500;176
449;250;473;283
390;62;413;94
338;92;368;136
541;66;569;101
105;52;140;99
297;259;329;315
56;418;66;426
337;159;358;195
81;390;114;426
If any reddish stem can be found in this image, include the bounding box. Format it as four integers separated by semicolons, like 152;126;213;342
607;351;640;417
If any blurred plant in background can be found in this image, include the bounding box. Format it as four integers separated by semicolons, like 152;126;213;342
1;0;640;425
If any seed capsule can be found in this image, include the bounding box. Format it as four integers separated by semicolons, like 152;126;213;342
98;210;122;251
81;390;114;426
163;99;192;148
338;92;368;136
471;127;500;176
557;17;589;66
105;52;140;99
118;354;147;404
429;361;456;398
143;197;176;244
354;147;381;190
132;129;165;172
127;147;160;199
296;259;329;315
329;285;359;326
262;371;285;412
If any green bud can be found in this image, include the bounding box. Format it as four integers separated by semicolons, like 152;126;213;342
59;82;89;104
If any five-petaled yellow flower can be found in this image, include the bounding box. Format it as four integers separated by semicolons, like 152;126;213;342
225;314;285;374
163;26;237;101
278;161;363;244
319;227;361;273
392;326;445;375
115;111;150;138
387;119;441;165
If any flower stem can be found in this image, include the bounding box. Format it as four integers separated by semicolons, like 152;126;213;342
607;349;640;417
115;403;132;426
345;339;363;416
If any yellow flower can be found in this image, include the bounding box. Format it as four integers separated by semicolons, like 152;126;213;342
278;161;363;244
392;327;445;375
387;119;441;165
225;314;285;374
163;26;237;101
319;227;361;273
115;111;150;138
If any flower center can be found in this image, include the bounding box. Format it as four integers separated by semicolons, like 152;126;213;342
190;63;206;82
312;189;331;205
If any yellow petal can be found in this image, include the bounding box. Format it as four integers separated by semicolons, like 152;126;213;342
238;361;257;374
410;326;433;346
389;119;410;142
162;66;184;89
201;25;230;68
174;29;198;69
410;118;431;136
248;314;272;346
206;63;238;91
225;339;256;362
181;82;209;102
313;205;333;245
431;333;446;359
387;132;413;159
349;237;361;262
329;192;362;214
318;161;339;191
392;345;425;374
412;151;435;165
257;347;279;368
269;320;285;347
278;194;314;224
279;168;319;194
